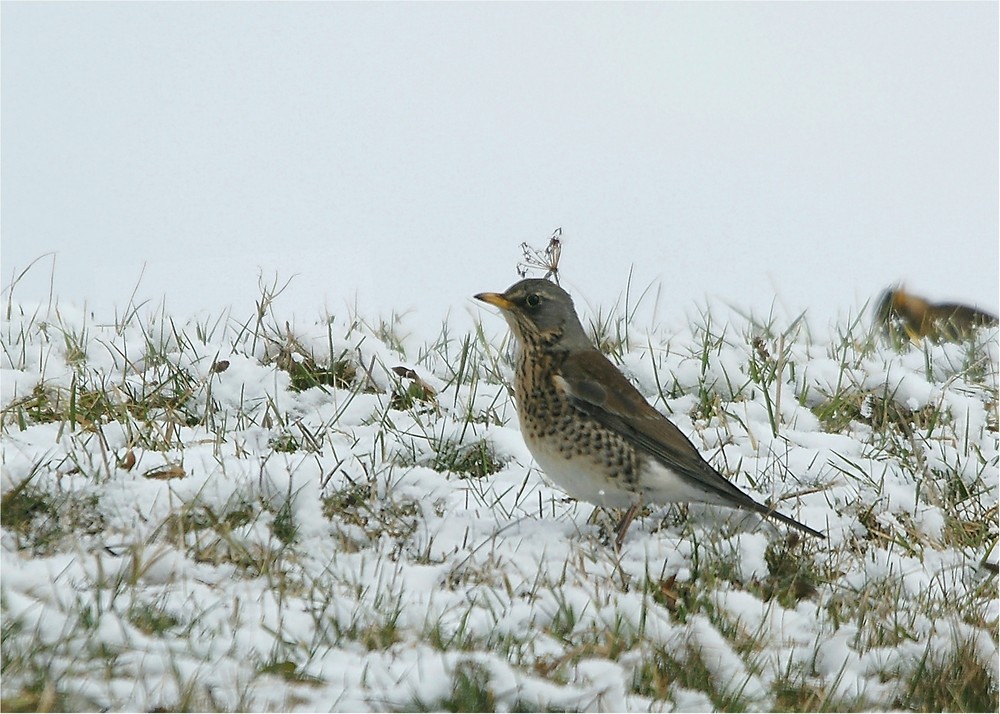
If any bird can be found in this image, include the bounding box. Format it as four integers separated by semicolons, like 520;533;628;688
475;278;825;549
875;286;998;342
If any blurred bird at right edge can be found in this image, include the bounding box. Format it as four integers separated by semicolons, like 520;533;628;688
875;286;998;342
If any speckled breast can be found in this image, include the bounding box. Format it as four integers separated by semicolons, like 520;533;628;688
512;343;641;507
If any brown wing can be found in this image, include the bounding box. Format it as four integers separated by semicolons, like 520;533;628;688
928;302;999;339
557;349;824;538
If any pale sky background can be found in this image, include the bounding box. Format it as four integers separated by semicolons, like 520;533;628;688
2;2;998;339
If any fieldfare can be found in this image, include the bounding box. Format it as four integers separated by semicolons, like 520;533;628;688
476;278;824;549
875;286;998;342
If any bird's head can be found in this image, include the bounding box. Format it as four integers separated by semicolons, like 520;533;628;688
475;279;592;350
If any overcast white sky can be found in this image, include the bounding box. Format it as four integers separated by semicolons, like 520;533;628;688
2;2;997;338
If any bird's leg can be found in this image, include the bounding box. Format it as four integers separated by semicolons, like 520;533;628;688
613;499;642;550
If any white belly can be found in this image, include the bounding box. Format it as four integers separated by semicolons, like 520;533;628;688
637;459;729;505
524;432;638;508
526;432;723;509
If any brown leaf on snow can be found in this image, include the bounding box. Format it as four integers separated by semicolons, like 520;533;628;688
119;450;137;471
144;464;186;480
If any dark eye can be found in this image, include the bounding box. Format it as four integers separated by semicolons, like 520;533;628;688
525;293;542;308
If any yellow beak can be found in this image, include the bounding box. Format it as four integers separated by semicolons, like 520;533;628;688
474;292;515;311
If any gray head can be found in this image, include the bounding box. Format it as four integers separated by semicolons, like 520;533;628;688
474;278;592;350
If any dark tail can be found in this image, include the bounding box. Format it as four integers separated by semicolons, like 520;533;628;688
754;501;825;539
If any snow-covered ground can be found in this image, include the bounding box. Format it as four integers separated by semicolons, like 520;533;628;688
2;292;997;712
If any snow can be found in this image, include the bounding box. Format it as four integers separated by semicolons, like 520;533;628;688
1;298;997;711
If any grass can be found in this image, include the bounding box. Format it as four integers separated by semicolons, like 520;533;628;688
411;661;496;712
632;642;750;711
1;477;105;555
897;635;998;712
1;272;997;712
